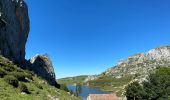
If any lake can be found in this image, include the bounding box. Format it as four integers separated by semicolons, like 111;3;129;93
67;85;111;100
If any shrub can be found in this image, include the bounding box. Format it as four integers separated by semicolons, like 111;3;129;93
18;83;30;94
24;73;33;80
55;81;60;88
10;72;33;82
2;65;15;72
60;84;69;92
4;75;18;87
35;82;43;89
125;81;144;100
11;72;26;82
125;67;170;100
0;68;7;78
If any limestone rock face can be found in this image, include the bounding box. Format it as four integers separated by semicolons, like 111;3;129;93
30;54;58;86
104;46;170;78
147;46;170;61
0;0;29;63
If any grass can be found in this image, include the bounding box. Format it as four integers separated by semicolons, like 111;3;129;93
0;56;82;100
87;75;132;96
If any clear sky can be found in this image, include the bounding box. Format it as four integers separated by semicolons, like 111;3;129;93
25;0;170;79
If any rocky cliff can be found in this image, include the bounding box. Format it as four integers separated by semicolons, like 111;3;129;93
103;46;170;79
0;0;29;63
0;0;59;87
84;46;170;83
29;54;58;87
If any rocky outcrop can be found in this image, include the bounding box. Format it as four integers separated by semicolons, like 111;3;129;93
29;54;59;87
84;46;170;83
104;46;170;78
83;75;98;83
147;46;170;61
0;0;29;63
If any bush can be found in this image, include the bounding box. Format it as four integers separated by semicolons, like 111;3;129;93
24;73;33;80
10;72;33;82
2;65;15;72
4;75;18;87
18;83;30;94
60;84;69;92
125;67;170;100
11;72;26;82
0;68;7;78
35;82;43;89
55;81;60;88
125;81;144;100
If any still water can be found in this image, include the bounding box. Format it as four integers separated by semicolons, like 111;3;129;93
67;85;111;100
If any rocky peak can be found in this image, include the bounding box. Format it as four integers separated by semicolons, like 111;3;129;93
0;0;29;63
147;46;170;61
104;46;170;78
29;54;58;87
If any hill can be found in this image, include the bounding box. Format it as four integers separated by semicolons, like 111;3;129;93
85;46;170;96
0;55;81;100
58;75;88;85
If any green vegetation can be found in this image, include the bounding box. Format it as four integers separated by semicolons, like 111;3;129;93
18;83;30;93
125;81;143;100
60;84;69;92
58;75;88;85
58;74;133;96
0;56;81;100
125;67;170;100
87;75;133;96
4;75;18;87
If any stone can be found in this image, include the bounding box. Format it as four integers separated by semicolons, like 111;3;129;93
0;0;29;63
29;54;59;87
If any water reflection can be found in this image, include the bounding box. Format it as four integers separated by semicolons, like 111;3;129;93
67;85;110;100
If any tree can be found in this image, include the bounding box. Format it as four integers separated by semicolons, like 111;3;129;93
142;67;170;100
75;84;82;97
125;67;170;100
125;81;144;100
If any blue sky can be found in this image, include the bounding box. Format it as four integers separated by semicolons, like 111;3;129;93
26;0;170;79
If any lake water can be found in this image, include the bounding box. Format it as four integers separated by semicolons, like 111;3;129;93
67;85;111;100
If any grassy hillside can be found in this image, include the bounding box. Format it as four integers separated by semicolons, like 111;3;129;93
0;56;81;100
58;75;88;85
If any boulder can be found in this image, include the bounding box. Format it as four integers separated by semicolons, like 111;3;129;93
30;54;60;87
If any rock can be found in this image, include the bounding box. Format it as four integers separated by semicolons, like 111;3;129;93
29;54;60;87
0;0;29;63
84;75;98;83
87;46;170;82
147;46;170;61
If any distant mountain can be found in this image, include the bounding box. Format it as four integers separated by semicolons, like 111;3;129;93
103;46;170;80
82;46;170;96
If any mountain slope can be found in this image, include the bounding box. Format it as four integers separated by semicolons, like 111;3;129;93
84;46;170;96
103;46;170;79
0;56;81;100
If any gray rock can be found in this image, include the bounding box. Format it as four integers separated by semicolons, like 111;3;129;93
29;54;58;86
0;0;29;63
92;46;170;80
147;46;170;61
